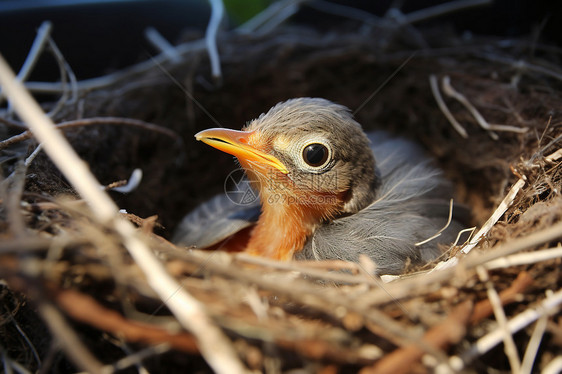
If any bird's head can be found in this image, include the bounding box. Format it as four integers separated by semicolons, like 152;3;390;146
195;98;380;258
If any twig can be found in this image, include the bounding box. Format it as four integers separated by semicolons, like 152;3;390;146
175;250;446;362
0;348;32;374
0;117;179;150
109;344;170;373
520;316;547;374
441;76;529;138
24;38;207;94
465;218;562;267
1;145;44;186
400;0;492;24
543;356;562;374
144;27;181;63
55;289;198;353
253;2;301;36
0;115;26;129
361;300;473;374
235;254;367;284
484;246;562;270
206;0;225;82
457;288;562;367
45;36;79;117
476;266;521;373
478;52;562;83
0;237;89;254
470;271;534;325
461;177;526;254
0;54;247;374
528;132;562;164
4;161;27;237
429;74;468;138
0;21;52;104
38;302;104;374
1;348;14;374
8;311;42;368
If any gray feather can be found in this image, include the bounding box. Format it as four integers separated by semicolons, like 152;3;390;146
172;192;260;248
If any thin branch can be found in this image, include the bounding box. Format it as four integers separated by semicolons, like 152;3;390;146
144;27;181;63
484;246;562;270
24;38;207;94
476;266;521;373
45;36;79;117
0;349;32;374
0;115;26;129
206;0;225;82
0;54;247;374
520;316;548;374
175;250;446;362
1;144;43;192
38;302;104;374
0;117;179;150
362;300;472;374
234;253;369;285
441;76;528;138
109;344;170;373
55;289;198;354
461;177;526;255
458;288;562;367
1;348;15;374
429;74;468;138
0;21;52;104
4;160;26;237
8;316;41;368
478;52;562;83
543;356;562;374
252;2;300;36
400;0;492;24
466;220;562;269
470;272;534;325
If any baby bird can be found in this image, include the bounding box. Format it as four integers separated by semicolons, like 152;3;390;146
174;98;465;274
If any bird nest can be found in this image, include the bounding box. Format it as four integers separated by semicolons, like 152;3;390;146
2;2;562;373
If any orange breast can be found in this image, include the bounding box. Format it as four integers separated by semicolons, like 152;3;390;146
206;226;254;253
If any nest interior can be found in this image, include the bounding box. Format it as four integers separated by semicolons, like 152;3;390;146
2;5;562;374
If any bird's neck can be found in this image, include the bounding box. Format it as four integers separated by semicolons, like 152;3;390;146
246;191;344;260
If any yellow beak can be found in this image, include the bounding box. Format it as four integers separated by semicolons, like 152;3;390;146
195;128;289;174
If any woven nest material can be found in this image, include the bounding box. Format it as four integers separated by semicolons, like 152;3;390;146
1;3;562;373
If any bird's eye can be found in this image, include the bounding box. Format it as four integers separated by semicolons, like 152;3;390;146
302;143;329;167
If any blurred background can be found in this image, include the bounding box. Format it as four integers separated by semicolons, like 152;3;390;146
0;0;560;81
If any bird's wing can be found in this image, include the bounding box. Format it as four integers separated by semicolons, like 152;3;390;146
296;131;466;275
172;192;260;248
